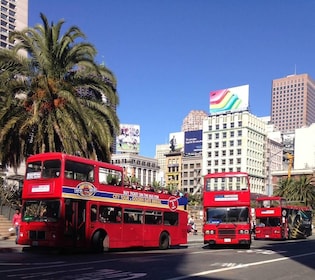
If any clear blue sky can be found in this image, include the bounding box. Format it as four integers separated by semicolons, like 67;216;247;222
29;0;315;158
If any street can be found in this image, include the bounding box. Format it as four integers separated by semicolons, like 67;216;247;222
0;236;314;280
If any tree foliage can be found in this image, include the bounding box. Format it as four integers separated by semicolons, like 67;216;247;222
274;176;315;207
0;13;120;169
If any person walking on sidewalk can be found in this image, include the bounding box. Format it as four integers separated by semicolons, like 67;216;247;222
12;208;21;244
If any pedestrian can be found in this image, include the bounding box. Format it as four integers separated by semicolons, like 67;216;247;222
12;208;21;244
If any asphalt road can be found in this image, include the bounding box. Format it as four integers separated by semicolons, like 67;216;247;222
0;236;314;280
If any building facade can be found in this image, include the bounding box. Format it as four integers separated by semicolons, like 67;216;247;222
164;151;182;192
181;154;202;195
181;110;208;132
0;0;28;49
202;111;266;195
294;123;315;170
271;73;315;133
111;153;159;187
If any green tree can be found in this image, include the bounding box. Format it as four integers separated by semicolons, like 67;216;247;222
291;176;315;207
0;13;119;169
273;178;295;198
274;176;315;208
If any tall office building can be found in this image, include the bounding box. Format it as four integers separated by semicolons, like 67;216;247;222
271;73;315;133
0;0;28;49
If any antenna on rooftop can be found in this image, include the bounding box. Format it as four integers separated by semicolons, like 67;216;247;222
294;64;297;75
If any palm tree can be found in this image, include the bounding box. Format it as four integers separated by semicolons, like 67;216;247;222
274;176;315;208
273;177;295;198
0;13;119;169
291;176;315;206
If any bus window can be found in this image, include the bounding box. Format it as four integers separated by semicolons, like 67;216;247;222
42;160;61;178
23;200;60;222
144;210;163;224
164;212;178;226
99;167;122;186
124;209;143;224
26;161;42;180
65;160;94;182
99;206;122;223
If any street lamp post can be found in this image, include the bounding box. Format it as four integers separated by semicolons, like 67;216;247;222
267;149;283;196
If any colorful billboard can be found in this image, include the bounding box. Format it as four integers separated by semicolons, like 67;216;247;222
209;84;249;115
116;124;140;153
169;132;184;153
184;130;202;156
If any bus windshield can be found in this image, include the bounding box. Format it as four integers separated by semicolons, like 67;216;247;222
205;207;249;224
23;200;60;222
26;160;62;179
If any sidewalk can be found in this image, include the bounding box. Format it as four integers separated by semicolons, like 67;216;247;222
0;234;203;253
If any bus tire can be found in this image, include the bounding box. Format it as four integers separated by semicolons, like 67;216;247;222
159;232;169;250
91;231;108;253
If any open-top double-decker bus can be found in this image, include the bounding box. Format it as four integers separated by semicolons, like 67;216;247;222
18;152;188;252
203;172;252;249
255;196;312;240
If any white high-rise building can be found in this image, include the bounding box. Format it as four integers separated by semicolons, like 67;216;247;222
294;123;315;169
202;111;267;195
0;0;28;49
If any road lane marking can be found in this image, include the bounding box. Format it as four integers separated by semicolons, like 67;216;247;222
166;251;315;280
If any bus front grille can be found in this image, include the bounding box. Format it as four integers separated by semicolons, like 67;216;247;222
218;229;236;238
29;230;46;240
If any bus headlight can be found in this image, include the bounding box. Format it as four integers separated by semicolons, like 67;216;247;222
239;229;249;234
205;230;215;235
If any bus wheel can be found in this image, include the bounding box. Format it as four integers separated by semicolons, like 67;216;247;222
91;231;108;253
159;232;169;250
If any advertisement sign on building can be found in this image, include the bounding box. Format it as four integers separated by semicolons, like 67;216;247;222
209;84;249;115
169;132;184;153
116;124;140;153
184;130;202;156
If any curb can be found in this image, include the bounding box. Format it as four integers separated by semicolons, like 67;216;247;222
0;237;204;253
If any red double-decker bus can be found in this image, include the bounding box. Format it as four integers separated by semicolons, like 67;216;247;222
254;196;312;240
203;172;252;249
18;152;188;251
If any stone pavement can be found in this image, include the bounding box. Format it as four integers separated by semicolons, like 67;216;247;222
0;234;203;253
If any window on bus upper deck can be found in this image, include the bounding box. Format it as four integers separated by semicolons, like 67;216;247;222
26;161;42;180
99;167;122;186
205;178;229;191
205;176;248;191
65;160;94;182
42;160;61;178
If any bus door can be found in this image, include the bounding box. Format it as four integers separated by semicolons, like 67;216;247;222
64;199;86;246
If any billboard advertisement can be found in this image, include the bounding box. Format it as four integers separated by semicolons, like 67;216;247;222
116;124;140;153
209;84;249;115
169;132;184;153
184;130;202;156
